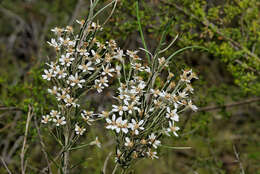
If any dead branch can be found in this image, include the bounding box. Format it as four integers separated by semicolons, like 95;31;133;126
102;152;113;174
0;157;12;174
20;105;33;174
198;97;260;112
233;145;245;174
0;106;22;111
182;97;260;130
34;116;53;174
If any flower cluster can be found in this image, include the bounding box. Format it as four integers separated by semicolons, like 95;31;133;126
41;20;121;137
101;49;198;168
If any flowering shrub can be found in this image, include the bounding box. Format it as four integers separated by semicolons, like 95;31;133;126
101;47;199;169
41;15;123;172
40;1;199;173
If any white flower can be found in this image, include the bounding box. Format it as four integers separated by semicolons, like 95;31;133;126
91;22;102;30
56;89;67;101
167;121;180;137
77;48;89;56
115;117;128;134
59;37;75;47
128;93;140;105
158;57;166;66
50;110;60;118
98;111;110;118
42;69;54;81
126;50;140;60
65;25;73;33
106;114;117;130
67;73;85;88
149;133;161;149
128;119;145;135
53;116;66;126
184;84;194;94
64;94;78;107
78;61;95;73
75;124;86;135
81;110;94;125
114;49;124;62
123;100;140;114
131;81;146;94
76;19;85;27
131;62;145;72
47;38;60;50
118;87;130;101
180;69;192;83
48;86;59;95
41;115;51;124
96;76;109;87
166;107;179;122
46;61;57;68
124;137;134;147
188;100;198;112
94;81;104;93
115;65;122;76
146;149;158;159
91;50;102;64
150;89;161;97
112;105;127;116
101;65;115;77
90;137;101;148
54;66;67;79
159;91;172;100
178;91;188;98
59;53;75;67
144;66;151;73
51;27;64;35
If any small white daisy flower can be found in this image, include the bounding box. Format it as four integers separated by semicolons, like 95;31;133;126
41;115;51;124
53;116;66;126
75;124;86;135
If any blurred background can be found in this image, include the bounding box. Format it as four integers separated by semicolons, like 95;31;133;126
0;0;259;173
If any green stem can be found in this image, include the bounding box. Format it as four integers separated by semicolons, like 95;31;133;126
135;1;150;63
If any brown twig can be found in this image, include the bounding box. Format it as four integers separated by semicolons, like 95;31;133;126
102;152;113;174
233;145;245;174
198;97;260;112
7;136;23;162
1;111;21;164
0;106;22;111
112;163;119;174
40;149;64;173
34;117;53;174
0;157;12;174
182;97;260;130
20;105;33;174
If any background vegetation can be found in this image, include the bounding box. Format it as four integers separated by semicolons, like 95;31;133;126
0;0;259;173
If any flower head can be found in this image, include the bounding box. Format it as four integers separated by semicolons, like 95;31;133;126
75;124;86;135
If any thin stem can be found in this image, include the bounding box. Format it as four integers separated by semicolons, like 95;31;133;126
0;157;12;174
198;97;260;112
20;105;33;174
102;0;118;26
102;152;112;174
62;119;70;174
135;1;150;63
112;163;119;174
34;118;53;174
